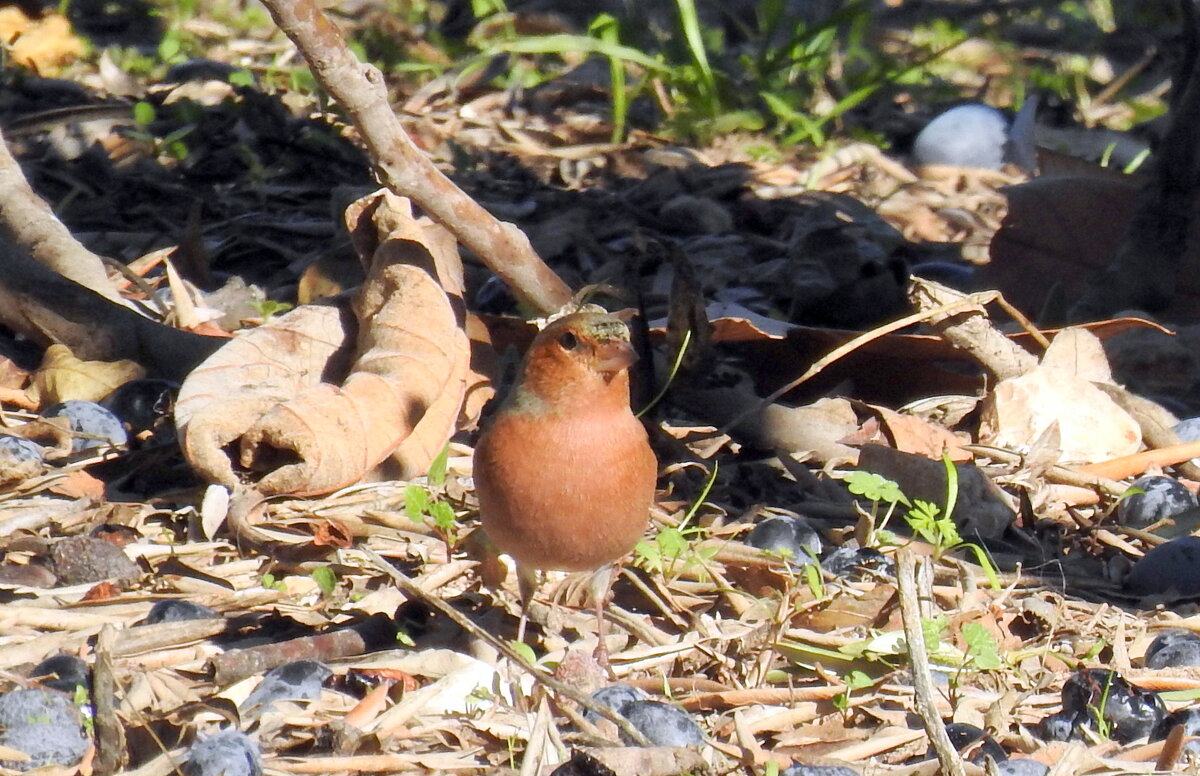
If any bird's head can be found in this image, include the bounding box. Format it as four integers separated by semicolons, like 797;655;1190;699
510;312;639;412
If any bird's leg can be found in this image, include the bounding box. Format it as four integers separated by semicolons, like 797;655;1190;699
588;564;617;680
516;565;539;645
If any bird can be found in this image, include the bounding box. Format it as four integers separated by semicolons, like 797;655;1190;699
472;310;657;671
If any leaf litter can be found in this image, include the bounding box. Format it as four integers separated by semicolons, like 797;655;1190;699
2;5;1200;776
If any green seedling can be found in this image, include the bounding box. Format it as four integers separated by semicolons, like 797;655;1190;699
249;299;293;322
404;444;460;551
507;641;536;666
1089;672;1115;741
634;459;718;578
260;572;286;592
841;454;1000;590
961;622;1001;671
832;669;874;712
588;14;629;143
312;565;337;597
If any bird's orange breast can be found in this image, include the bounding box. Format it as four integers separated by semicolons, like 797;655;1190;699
473;407;656;572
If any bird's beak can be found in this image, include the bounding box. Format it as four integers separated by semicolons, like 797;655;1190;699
593;339;637;377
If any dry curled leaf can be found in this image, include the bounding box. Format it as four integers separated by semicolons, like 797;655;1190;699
176;194;479;495
174;303;351;491
237;260;460;495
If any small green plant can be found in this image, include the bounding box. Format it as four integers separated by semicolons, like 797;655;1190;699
127;102;195;161
312;565;337;597
404;444;460;550
634;460;719;578
961;622;1001;670
260;572;286;591
250;299;294;322
832;669;873;712
1089;672;1116;741
75;685;94;736
840;454;1001;589
799;557;824;599
507;640;536;665
588;14;629;142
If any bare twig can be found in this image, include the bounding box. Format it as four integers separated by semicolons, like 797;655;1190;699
94;624;128;775
0;241;221;381
258;0;573;315
909;279;1038;381
896;551;966;776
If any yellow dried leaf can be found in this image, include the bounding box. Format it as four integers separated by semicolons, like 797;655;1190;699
27;344;146;407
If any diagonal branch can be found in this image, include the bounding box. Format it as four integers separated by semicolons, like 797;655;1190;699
259;0;573;315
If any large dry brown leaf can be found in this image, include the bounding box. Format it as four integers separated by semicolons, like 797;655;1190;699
176;194;475;495
237;261;460;494
174;303;352;490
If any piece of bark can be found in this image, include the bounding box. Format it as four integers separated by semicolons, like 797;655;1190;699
208;616;395;685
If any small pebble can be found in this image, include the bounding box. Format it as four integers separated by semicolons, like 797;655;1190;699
996;759;1049;776
30;654;89;696
1126;536;1200;597
103;378;179;447
1061;669;1164;743
44;400;127;452
620;700;704;747
0;688;89;770
745;515;821;565
183;729;262;776
1158;706;1200;739
241;660;331;714
781;766;858;776
942;722;1007;764
1174;417;1200;443
47;535;141;586
582;684;648;724
0;436;44;471
912;104;1008;170
821;546;893;579
146;599;221;624
1145;630;1200;669
1117;475;1196;529
1037;710;1082;742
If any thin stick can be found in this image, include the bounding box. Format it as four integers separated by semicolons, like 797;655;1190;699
719;292;1000;436
896;551;966;776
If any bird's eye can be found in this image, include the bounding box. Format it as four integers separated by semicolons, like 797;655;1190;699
558;331;579;350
